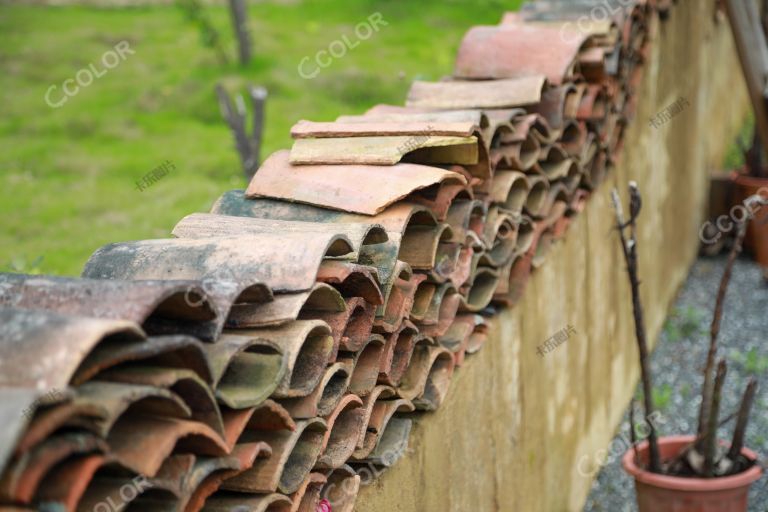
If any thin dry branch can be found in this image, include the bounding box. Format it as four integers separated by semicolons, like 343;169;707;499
703;360;727;477
728;378;758;461
629;397;639;464
696;221;747;445
611;184;660;473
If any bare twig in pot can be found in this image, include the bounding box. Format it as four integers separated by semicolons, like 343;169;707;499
696;221;747;448
703;360;727;477
611;183;661;473
728;378;758;462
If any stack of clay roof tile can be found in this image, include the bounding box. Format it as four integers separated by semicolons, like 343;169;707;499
0;2;670;510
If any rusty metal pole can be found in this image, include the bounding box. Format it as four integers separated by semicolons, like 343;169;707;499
724;0;768;177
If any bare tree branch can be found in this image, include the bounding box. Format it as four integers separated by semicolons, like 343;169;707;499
216;83;267;181
611;184;661;473
696;220;747;447
228;0;253;66
728;378;758;461
703;360;727;477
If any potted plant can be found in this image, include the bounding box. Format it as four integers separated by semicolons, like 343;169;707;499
612;183;763;512
723;0;768;275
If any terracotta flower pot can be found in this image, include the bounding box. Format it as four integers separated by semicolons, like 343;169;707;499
622;435;762;512
731;171;768;269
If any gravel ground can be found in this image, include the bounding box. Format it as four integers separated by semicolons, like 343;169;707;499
584;255;768;512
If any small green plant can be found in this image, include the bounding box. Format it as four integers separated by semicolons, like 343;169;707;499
663;306;705;342
652;384;673;411
730;348;768;375
722;113;754;170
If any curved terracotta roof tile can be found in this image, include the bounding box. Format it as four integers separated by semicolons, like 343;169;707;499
291;120;479;139
302;296;375;359
579;46;608;82
532;227;557;270
492;135;541;171
493;220;547;307
320;465;361;512
201;492;292;512
459;267;500;313
244;151;467;216
84;234;349;295
339;335;386;398
70;334;213;387
223;417;327;494
0;274;218;342
233;320;334;399
0;389;44;477
444;199;487;245
316;261;382;306
508;113;560;146
408;180;474;222
454;24;589;84
378;322;419;387
349;105;529;153
399;221;454;273
489;172;529;215
173;213;387;263
557;160;584;196
289;134;481;170
523;175;551;218
0;432;107;504
289;471;326;511
354;416;412;467
407;76;547;110
277;361;353;420
209;192;431;311
68;381;191;438
409;280;435;323
375;263;423;334
536;145;575;180
398;344;455;410
352;397;414;460
516;215;537;254
202;334;286;409
560;120;589;158
230;283;346;329
583;149;609;190
140;452;236;508
416;283;461;338
11;395;106;458
316;394;365;469
340;106;491;136
577;83;610;122
338;298;377;353
96;366;224;438
107;415;229;477
245;399;297;433
515;3;628;27
0;308;143;391
480;207;519;267
527;83;578;130
465;315;490;355
437;314;475;366
33;454;111;511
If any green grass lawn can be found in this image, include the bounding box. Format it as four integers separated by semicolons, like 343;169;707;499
0;0;523;276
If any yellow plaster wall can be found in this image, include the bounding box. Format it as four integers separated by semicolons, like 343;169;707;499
356;2;750;510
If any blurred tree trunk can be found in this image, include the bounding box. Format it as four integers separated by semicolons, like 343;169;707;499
216;83;266;181
228;0;252;66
